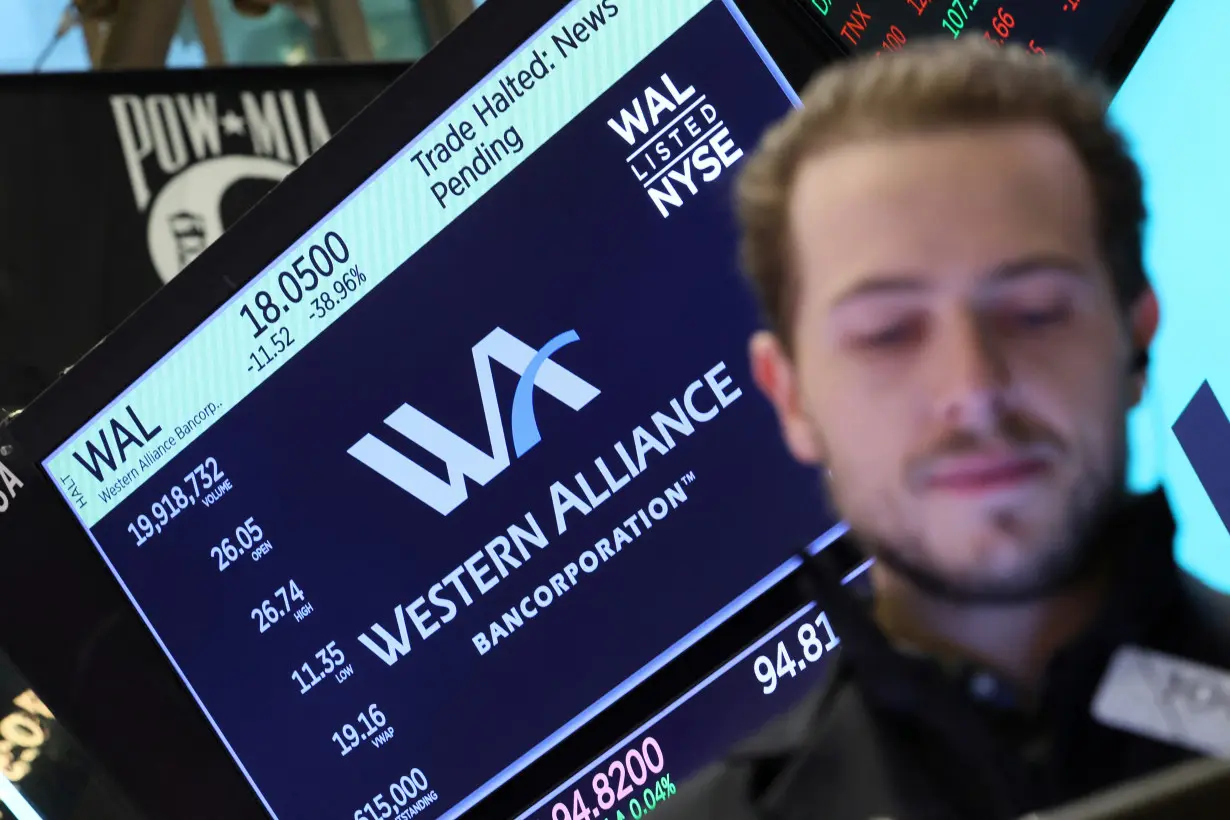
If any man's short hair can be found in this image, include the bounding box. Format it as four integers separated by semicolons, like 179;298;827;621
735;39;1147;343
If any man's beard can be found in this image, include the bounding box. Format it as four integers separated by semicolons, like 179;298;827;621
827;417;1129;606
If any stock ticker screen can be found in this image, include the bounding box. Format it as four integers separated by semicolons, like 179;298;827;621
795;0;1126;64
518;582;875;820
1116;0;1230;594
41;1;840;818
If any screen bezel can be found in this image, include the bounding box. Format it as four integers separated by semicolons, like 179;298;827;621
0;1;838;818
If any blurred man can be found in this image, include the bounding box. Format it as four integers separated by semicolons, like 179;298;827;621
662;40;1230;819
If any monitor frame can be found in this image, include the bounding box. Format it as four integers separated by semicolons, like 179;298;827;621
0;1;838;817
0;0;1175;815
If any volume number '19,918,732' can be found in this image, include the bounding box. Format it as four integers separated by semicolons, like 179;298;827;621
238;231;364;339
126;457;226;546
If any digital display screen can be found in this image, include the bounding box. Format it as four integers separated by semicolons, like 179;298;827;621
518;604;840;820
1114;0;1230;594
41;2;840;818
792;0;1132;64
513;561;871;820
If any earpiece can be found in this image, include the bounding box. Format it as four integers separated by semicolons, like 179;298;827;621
1132;349;1150;374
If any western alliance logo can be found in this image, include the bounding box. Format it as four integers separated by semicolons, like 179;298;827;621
349;328;600;515
606;73;745;219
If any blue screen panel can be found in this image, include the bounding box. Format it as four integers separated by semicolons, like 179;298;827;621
1115;0;1230;593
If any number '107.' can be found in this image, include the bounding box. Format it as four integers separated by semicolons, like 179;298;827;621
941;0;981;38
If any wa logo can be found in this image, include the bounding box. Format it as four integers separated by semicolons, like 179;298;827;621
349;328;600;515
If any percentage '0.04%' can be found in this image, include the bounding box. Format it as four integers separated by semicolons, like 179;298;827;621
753;611;841;696
238;230;354;339
552;736;668;820
210;516;269;572
291;641;350;695
333;704;390;757
554;775;676;820
352;768;436;820
251;579;306;633
126;457;226;546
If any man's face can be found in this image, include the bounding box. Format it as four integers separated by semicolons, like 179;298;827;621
753;125;1156;600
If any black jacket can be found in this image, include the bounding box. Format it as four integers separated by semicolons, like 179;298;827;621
659;492;1230;820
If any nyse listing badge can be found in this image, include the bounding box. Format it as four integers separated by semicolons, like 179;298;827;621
350;328;600;515
606;73;745;218
110;89;333;283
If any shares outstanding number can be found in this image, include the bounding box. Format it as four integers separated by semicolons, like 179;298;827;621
352;768;436;820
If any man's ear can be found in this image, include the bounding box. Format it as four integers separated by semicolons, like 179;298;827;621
1128;286;1160;408
749;330;826;466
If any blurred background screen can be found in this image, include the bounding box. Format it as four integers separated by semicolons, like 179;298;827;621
1114;0;1230;594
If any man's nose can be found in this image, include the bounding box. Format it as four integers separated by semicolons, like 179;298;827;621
930;312;1009;432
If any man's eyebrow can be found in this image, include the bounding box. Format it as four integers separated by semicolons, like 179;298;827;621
830;275;928;310
988;254;1089;282
830;254;1090;310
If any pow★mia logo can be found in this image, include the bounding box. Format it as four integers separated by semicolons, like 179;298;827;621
110;90;333;283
